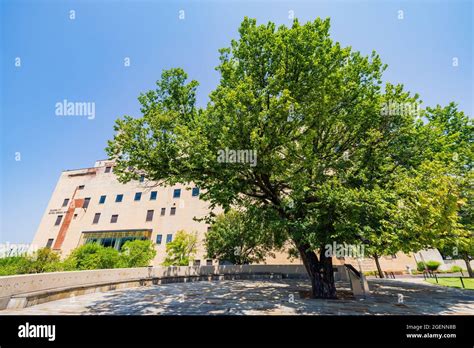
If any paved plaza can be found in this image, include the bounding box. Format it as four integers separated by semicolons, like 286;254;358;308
2;278;474;315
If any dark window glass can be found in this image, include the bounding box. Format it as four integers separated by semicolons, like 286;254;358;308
150;191;157;200
192;187;200;197
54;215;63;226
115;194;123;203
156;234;162;245
93;213;101;224
206;260;213;266
160;208;166;216
99;195;106;204
45;239;54;248
83;197;91;209
146;210;154;222
166;234;172;243
139;175;145;183
193;260;201;266
105;166;112;173
111;215;118;223
134;192;142;201
73;214;78;219
173;189;181;198
78;185;85;190
62;198;69;207
170;207;176;215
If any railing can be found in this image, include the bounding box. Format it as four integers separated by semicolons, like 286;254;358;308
424;272;470;289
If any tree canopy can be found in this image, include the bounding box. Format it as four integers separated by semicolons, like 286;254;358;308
107;17;472;298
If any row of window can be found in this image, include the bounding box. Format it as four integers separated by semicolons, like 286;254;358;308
61;188;200;208
54;207;177;226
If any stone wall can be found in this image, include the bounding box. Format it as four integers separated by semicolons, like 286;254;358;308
0;265;348;310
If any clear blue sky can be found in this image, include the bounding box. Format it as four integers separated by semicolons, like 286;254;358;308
1;0;472;244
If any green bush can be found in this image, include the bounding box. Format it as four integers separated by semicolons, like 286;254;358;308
425;260;441;271
0;248;62;275
65;243;120;270
0;241;159;276
0;256;32;276
29;248;62;273
120;240;156;268
416;261;426;272
449;265;463;273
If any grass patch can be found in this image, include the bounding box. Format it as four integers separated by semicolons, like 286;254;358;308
426;277;474;290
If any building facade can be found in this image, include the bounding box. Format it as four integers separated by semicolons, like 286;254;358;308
32;159;437;272
32;160;222;266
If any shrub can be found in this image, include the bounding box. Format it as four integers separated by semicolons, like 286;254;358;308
120;240;156;267
416;261;426;272
425;260;441;271
29;248;62;273
449;265;463;273
0;256;32;276
65;243;120;270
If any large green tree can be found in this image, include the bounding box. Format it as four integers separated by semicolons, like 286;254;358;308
424;104;474;276
107;17;468;298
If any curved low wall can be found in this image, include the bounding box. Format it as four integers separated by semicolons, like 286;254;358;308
0;265;348;310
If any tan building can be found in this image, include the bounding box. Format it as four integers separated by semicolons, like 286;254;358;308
32;159;423;272
32;159;220;266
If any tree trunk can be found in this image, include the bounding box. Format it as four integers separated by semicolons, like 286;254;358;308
463;252;473;278
297;243;337;299
373;253;384;278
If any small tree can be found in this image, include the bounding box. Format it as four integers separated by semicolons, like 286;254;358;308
29;247;62;273
162;231;197;266
206;206;286;264
120;239;157;267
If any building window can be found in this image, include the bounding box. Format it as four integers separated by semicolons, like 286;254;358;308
78;185;85;190
99;195;106;204
170;207;176;216
150;191;157;200
192;187;200;197
83;197;91;209
134;192;142;201
206;260;213;266
193;260;201;266
156;234;162;245
93;213;101;224
173;189;181;198
111;215;118;223
105;166;112;173
139;174;145;183
45;239;54;248
166;234;172;243
54;215;63;226
146;210;154;222
73;214;78;219
62;198;70;207
115;194;123;203
160;208;166;216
